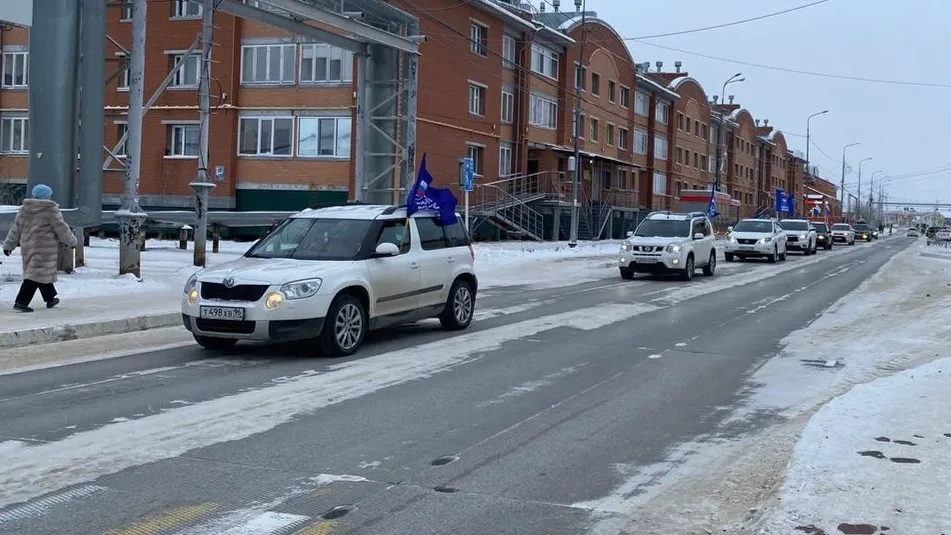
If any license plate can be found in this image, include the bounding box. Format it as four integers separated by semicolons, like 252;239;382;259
200;306;246;321
635;257;657;264
739;245;754;250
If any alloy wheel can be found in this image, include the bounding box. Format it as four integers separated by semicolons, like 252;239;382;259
334;303;363;351
453;286;473;325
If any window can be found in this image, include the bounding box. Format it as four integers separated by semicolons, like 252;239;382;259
115;123;128;157
416;217;450;251
654;134;668;160
468;83;486;116
701;154;707;170
300;43;353;83
172;0;202;19
238;117;293;156
590;118;599;141
619;86;630;108
694;121;700;137
501;90;514;124
499;142;513;177
170;53;200;87
167;124;199;157
2;52;28;88
470;22;488;56
297;116;351;158
444;219;471;248
466;145;484;176
676;147;683;164
618;127;629;150
120;1;132;21
656;102;670;124
693;152;699;168
247;218;374;261
685;117;692;133
633;128;648;154
685;150;691;166
502;35;516;67
702;124;708;140
572;113;585;139
607;80;616;103
241;44;296;85
529;93;557;129
591;72;600;96
375;220;410;255
574;63;586;90
117;56;130;90
652;171;667;195
606;124;615;146
0;117;28;154
677;113;684;130
634;91;649;116
531;44;558;79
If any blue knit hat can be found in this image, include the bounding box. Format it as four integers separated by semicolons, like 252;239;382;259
32;184;53;200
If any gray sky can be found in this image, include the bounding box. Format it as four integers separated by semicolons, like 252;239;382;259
545;0;950;208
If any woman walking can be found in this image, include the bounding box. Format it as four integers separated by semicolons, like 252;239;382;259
2;184;78;313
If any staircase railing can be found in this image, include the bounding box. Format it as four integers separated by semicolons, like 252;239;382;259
471;174;553;241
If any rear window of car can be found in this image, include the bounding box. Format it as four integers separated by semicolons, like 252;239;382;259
832;224;850;230
415;217;470;251
814;223;828;232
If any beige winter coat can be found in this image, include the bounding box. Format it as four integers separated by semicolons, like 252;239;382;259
3;199;78;284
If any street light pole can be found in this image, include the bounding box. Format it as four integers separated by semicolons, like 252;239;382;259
190;0;216;267
840;142;859;219
870;170;883;220
713;73;744;196
568;0;588;248
804;110;829;181
857;157;873;220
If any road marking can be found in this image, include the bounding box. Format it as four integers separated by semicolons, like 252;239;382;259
102;503;220;535
647;354;664;360
220;512;311;535
0;485;108;524
674;342;687;347
295;521;338;535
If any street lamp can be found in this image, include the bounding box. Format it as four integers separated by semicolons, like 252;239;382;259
713;73;744;193
804;110;829;181
857;157;873;219
871;171;884;219
840;142;859;217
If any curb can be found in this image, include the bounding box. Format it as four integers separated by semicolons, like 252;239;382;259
0;312;183;350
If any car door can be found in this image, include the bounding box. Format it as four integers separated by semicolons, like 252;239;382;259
774;222;787;254
366;219;421;318
692;219;713;264
413;216;454;309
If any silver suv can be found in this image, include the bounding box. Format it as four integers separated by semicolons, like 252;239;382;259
619;211;718;281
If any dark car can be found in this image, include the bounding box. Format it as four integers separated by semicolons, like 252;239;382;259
813;222;833;250
853;223;873;242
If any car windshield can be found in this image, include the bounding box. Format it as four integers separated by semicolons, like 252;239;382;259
733;220;773;233
780;221;809;231
833;224;850;230
633;219;691;238
854;224;870;231
814;223;828;232
246;217;374;261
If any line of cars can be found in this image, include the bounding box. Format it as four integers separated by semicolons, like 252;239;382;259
618;211;878;281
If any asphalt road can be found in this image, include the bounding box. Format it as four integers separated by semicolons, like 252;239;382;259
0;236;910;535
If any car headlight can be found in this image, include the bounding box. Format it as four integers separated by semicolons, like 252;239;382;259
184;274;198;295
758;237;772;244
280;278;322;300
621;242;631;251
666;243;683;253
799;234;807;240
727;236;737;243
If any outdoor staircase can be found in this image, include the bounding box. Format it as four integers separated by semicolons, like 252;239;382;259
470;181;547;241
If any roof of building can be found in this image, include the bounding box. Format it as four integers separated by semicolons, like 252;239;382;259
636;74;680;100
476;0;536;32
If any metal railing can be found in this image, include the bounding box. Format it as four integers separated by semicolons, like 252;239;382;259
470;172;566;241
0;208;297;236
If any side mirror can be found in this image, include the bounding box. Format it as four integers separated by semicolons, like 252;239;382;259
626;231;634;238
727;226;733;232
693;232;704;240
373;242;401;257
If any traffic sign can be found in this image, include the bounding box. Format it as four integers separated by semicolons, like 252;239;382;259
463;157;474;192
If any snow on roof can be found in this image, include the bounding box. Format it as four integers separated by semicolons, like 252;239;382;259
293;204;405;220
475;0;535;32
636;75;679;100
667;76;708;99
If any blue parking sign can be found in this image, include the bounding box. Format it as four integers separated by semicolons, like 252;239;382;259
463;157;474;192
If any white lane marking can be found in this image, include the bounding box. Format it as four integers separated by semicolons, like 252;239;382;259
674;343;687;347
219;512;311;535
473;300;554;321
0;303;659;510
0;485;108;524
476;365;587;408
647;354;664;360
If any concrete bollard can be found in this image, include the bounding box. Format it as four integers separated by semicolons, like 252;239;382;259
74;227;86;268
179;224;192;250
138;229;147;252
212;225;220;254
83;228;91;247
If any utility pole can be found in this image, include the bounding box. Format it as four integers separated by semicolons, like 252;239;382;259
116;0;148;276
856;157;872;221
568;0;587;248
190;0;216;266
714;73;744;200
840;142;858;221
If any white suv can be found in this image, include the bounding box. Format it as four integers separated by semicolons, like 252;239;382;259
619;211;718;281
182;204;478;356
724;218;788;262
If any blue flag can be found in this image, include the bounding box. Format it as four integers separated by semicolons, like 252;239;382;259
407;153;458;226
707;182;719;219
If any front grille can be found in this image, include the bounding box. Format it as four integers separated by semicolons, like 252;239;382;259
636;245;664;253
200;283;269;302
738;238;758;245
196;319;256;334
787;235;799;242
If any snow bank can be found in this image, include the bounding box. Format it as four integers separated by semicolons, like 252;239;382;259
762;357;951;533
0;205;18;214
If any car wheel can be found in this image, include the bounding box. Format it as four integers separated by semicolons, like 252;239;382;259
703;251;716;276
319;293;367;357
193;335;238;350
725;253;735;262
769;247;778;263
680;254;694;281
439;278;475;331
620;266;634;280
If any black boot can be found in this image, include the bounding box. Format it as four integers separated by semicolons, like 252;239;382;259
47;298;60;309
13;303;34;313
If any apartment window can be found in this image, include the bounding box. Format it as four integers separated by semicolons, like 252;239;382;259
502;35;516;67
694;122;700;137
2;52;28;88
677;113;684;131
120;1;132;21
574;63;587;90
170;53;200;87
238;117;293;156
172;0;202;19
529;93;557;129
634;91;649;116
117;57;130;90
654;134;668;160
676;147;683;164
656;102;669;124
619;85;630;108
572;113;585;139
591;72;600;96
300;44;353;83
0;117;28;154
633;128;648;154
115;123;128;157
685;150;691;166
618;127;629;150
501;90;514;124
618;169;627;190
590;118;599;141
470;22;488;57
468;82;486;116
652;171;667;195
607;80;616;103
240;44;295;85
499;142;513;177
685;117;692;133
531;44;558;79
700;154;707;170
693;152;699;168
606;124;615;146
297;116;351;158
167;124;199;157
466;145;484;176
702;124;708;140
